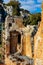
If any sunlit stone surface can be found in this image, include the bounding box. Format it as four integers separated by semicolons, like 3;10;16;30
34;3;43;65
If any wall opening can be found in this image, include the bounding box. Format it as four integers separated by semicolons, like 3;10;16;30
18;33;21;44
10;30;21;54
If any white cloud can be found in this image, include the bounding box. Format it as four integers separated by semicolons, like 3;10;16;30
19;0;35;5
20;3;41;13
4;0;41;13
4;0;10;3
19;0;41;13
37;0;42;3
35;4;41;8
20;5;36;12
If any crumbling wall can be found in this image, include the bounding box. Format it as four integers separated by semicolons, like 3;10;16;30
4;15;38;65
5;54;33;65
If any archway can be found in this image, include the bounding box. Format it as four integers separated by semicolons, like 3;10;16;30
10;30;21;54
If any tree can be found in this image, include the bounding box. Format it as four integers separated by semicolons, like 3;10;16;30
20;8;30;14
23;13;41;26
6;1;21;16
30;13;41;25
0;0;3;3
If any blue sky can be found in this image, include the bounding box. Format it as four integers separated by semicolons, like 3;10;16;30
4;0;42;13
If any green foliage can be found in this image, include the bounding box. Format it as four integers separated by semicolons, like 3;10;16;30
30;13;41;25
21;8;30;14
23;13;41;26
6;1;20;16
6;1;41;25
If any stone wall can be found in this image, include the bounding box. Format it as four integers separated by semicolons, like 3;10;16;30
3;15;38;65
34;3;43;65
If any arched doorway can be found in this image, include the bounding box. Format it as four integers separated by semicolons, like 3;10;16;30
10;30;21;54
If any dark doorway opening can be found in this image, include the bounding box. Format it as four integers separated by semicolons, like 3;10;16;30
18;33;21;44
10;31;21;54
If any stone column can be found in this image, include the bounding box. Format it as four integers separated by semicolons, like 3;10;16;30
22;33;32;58
5;16;10;56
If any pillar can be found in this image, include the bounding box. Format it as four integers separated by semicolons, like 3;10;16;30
22;33;32;58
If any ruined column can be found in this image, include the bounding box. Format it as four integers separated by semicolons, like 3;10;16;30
5;16;10;56
22;33;32;58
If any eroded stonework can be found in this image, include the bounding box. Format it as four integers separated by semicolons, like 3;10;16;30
2;15;37;65
2;2;43;65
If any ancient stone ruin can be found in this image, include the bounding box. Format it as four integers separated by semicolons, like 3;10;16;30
1;14;38;65
0;0;43;65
